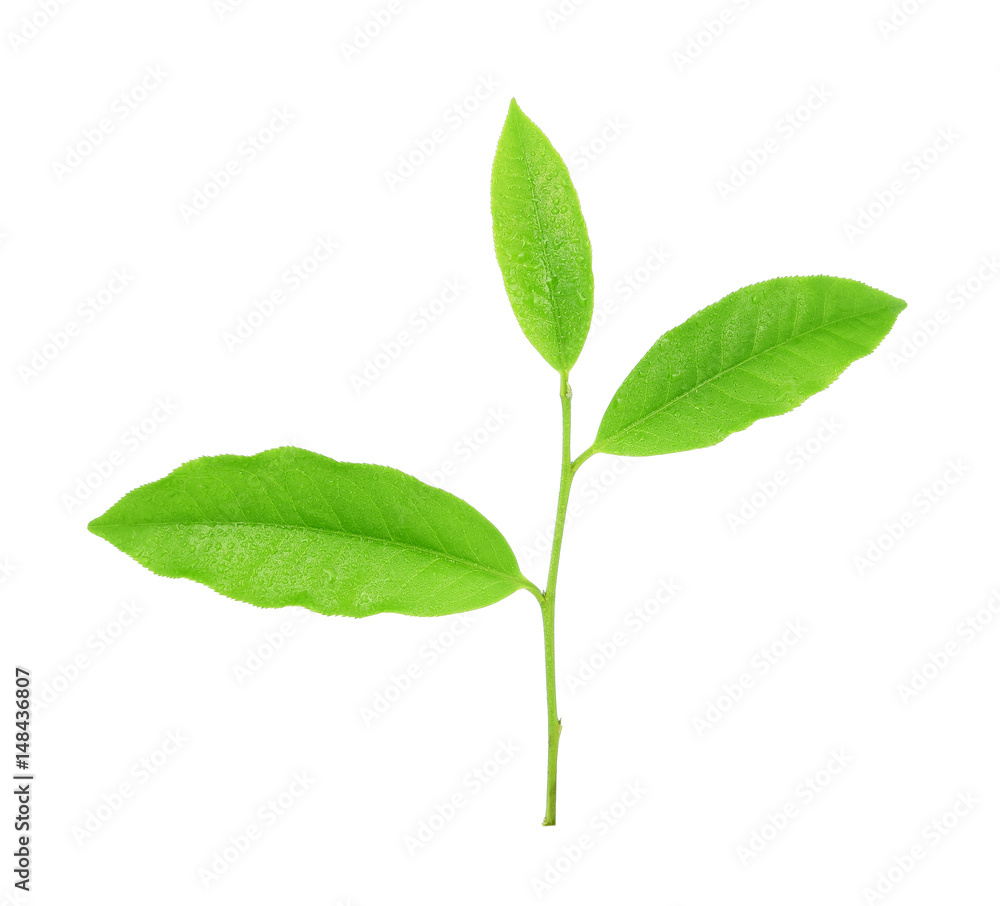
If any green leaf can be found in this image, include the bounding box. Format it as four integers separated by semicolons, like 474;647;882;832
491;98;594;374
88;447;536;617
593;276;906;457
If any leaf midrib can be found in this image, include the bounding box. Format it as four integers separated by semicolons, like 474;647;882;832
94;518;529;589
509;114;568;372
597;303;896;450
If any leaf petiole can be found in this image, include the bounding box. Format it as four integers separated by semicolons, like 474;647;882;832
570;444;597;476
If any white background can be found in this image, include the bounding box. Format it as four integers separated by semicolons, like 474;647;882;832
2;0;999;903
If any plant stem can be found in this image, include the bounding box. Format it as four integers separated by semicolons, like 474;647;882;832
540;596;560;825
540;372;575;826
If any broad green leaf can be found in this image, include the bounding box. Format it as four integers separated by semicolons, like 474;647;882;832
88;447;535;617
593;276;906;457
491;98;594;374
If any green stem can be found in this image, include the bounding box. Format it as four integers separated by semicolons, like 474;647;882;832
540;372;575;826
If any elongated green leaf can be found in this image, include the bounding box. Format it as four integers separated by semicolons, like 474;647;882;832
88;447;535;617
491;99;594;374
593;276;906;456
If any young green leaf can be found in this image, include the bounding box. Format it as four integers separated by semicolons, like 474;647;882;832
88;447;536;617
592;276;906;457
491;98;594;374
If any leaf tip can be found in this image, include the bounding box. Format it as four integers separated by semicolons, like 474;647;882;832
502;97;531;134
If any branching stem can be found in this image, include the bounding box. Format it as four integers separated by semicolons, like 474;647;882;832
540;371;577;825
